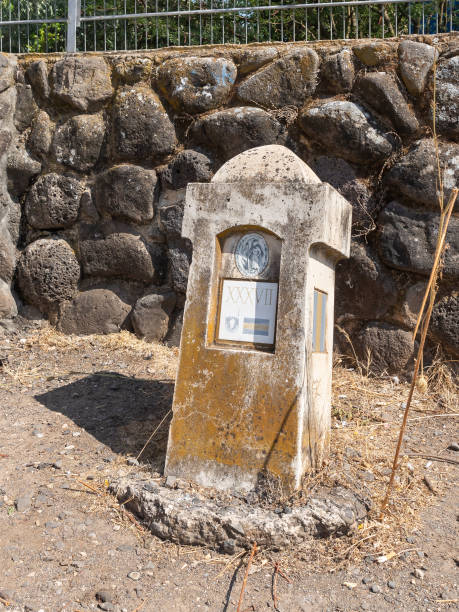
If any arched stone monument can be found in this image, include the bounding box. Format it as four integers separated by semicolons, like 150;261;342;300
165;145;352;493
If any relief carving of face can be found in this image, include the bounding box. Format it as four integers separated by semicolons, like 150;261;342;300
235;233;269;278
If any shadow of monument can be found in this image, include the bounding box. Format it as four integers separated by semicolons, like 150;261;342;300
35;372;174;471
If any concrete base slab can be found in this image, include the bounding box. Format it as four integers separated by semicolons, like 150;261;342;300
110;475;369;552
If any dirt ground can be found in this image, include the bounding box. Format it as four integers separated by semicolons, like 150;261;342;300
0;320;458;612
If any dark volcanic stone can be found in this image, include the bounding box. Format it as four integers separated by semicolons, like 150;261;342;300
111;84;176;161
434;55;459;138
378;201;459;280
354;71;419;135
321;48;355;92
167;237;192;294
26;60;50;98
80;234;154;284
299;100;394;165
159;201;185;238
191;107;284;161
159;150;213;190
157;56;237;114
398;40;437;96
58;289;131;335
52;56;113;111
131;288;177;341
0;215;16;282
27;110;54;159
25;173;85;230
355;322;414;374
430;293;459;357
386;139;458;210
14;82;38;131
6;145;41;197
335;241;397;320
237;48;319;108
17;238;80;312
52;113;105;171
95;165;157;224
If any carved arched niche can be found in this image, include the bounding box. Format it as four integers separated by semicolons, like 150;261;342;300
207;225;282;353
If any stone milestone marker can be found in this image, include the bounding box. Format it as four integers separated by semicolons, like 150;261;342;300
165;145;352;492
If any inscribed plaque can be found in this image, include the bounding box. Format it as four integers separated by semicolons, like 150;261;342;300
217;279;278;345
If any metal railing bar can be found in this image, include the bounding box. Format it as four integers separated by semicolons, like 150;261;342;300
0;18;67;26
75;0;437;22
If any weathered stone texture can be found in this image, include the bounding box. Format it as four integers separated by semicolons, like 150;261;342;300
58;289;131;335
353;42;395;66
6;144;41;197
159;150;213;190
0;277;17;319
236;47;278;75
434;55;459;138
378;201;459;280
430;293;459;357
191;107;285;160
300;100;394;164
131;288;176;341
0;54;16;93
52;56;113;111
157;57;237;114
28;110;54;158
0;214;16;282
354;72;419;134
80;234;155;284
167;237;192;294
112;84;176;161
355;322;414;374
95;165;157;224
26;60;50;98
25;173;85;230
14;83;38;131
52;113;105;171
17;238;80;312
386;139;458;209
321;49;355;92
237;48;320;108
159;201;185;238
335;242;397;321
398;40;437;95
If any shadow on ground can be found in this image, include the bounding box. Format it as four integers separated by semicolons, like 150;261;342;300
35;372;174;470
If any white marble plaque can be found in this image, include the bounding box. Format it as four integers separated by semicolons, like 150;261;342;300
234;233;269;277
217;279;278;345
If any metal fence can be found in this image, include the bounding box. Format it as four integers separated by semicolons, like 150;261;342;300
0;0;457;53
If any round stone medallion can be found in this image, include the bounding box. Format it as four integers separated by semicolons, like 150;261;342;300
234;233;269;278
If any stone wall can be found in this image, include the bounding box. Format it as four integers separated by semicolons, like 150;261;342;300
0;34;457;373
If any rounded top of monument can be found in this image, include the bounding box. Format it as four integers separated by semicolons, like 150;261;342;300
211;145;321;184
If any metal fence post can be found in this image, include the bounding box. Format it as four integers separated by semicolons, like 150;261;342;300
67;0;81;52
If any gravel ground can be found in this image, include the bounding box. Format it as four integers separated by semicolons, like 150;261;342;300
0;321;458;612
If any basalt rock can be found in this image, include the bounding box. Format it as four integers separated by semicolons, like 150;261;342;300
0;214;15;282
95;165;157;224
26;60;50;99
17;238;80;312
236;47;278;75
191;107;285;161
157;56;237;114
354;72;419;135
112;84;176;161
159;149;213;190
0;54;15;93
58;288;131;335
430;293;459;357
52;113;105;171
131;288;176;341
6;144;41;197
353;42;395;66
80;234;155;284
398;40;438;96
13;83;38;131
434;55;459;138
300;100;394;165
167;237;192;294
0;278;17;319
25;173;85;230
355;322;414;374
237;48;320;108
28;110;54;159
52;56;113;111
386;139;459;210
321;48;355;93
378;201;459;280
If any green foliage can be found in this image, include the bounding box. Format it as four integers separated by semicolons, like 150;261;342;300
0;0;457;53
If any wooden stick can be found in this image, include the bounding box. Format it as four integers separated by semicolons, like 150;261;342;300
0;595;10;606
131;409;172;468
276;566;292;584
380;244;447;516
236;542;257;612
273;563;279;610
75;478;102;495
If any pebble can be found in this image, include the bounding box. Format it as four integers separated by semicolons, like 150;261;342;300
96;590;113;603
370;584;381;593
447;442;459;451
362;577;371;585
406;536;416;544
127;458;139;466
413;568;425;579
99;603;114;611
15;495;31;512
32;429;44;438
117;545;134;553
127;571;141;581
387;581;396;589
360;471;375;482
45;521;59;529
